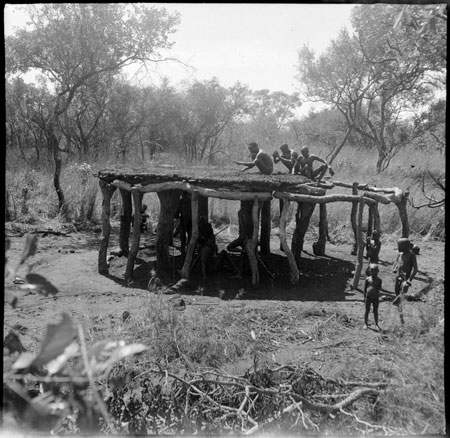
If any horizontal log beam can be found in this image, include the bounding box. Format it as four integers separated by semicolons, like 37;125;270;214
273;192;376;205
132;181;188;192
112;180;273;201
193;186;272;201
331;180;397;194
110;178;399;205
111;180;134;191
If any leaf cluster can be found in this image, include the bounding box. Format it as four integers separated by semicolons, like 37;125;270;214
3;236;148;434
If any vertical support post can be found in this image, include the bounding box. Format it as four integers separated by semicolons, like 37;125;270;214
156;190;182;271
181;191;199;279
395;191;410;238
125;190;142;282
352;197;365;290
350;182;359;255
291;202;316;268
245;196;260;285
198;194;209;220
260;199;271;255
367;203;374;237
313;203;327;256
279;197;299;284
119;188;132;256
98;180;116;275
372;202;381;234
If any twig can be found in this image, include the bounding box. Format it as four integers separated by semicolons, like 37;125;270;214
77;324;117;434
339;407;392;434
340;380;388;388
313;340;349;349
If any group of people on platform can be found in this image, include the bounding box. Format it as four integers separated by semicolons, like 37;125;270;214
234;142;334;181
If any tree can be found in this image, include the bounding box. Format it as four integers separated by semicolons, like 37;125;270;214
174;79;249;163
296;4;446;172
5;4;180;213
5;78;56;164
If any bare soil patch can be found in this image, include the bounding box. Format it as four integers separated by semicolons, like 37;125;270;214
3;225;445;434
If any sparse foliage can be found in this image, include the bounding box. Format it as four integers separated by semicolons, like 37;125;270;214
296;4;446;172
5;4;180;212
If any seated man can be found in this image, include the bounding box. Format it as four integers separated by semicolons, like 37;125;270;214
234;142;273;175
194;216;240;279
273;143;296;173
227;200;254;252
292;146;334;181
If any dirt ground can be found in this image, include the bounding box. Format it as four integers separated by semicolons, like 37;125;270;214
4;223;445;380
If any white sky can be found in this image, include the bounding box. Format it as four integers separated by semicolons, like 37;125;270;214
4;3;355;95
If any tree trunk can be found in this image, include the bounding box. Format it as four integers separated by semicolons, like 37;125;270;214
375;150;386;173
50;130;66;215
5;190;12;222
350;182;358;255
327;124;354;165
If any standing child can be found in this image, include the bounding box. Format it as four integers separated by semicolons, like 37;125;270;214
393;238;418;297
392;238;418;324
365;230;382;276
363;264;383;331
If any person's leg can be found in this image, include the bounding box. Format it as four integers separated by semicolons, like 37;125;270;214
312;165;327;182
303;165;313;180
373;298;380;328
394;276;402;296
200;246;212;278
364;299;371;327
222;250;242;278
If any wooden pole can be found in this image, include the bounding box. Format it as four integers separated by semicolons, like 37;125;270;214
98;180;116;275
260;199;271;255
119;188;132;256
372;202;381;234
291;202;316;268
245;196;260;285
181;191;199;279
272;192;376;205
156;190;182;271
279;197;300;284
367;204;373;237
395;191;410;238
350;182;358;255
352;198;365;290
313;203;327;256
198;194;208;220
124;191;142;282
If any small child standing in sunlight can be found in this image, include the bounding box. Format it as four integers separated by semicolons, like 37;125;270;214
363;263;383;331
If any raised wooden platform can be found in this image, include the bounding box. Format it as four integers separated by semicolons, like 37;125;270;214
96;165;409;289
97;165;326;194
